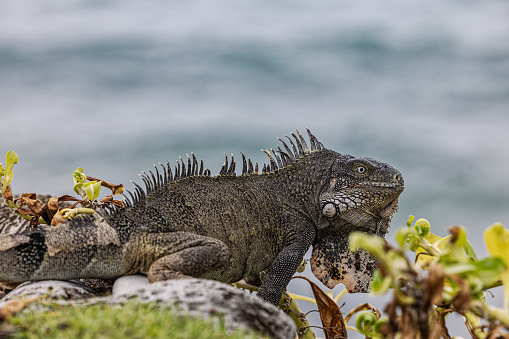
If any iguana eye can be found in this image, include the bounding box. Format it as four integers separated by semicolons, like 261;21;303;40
355;165;367;175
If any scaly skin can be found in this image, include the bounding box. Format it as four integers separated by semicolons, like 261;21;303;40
0;129;404;306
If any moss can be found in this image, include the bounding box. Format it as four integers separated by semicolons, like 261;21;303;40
0;301;266;339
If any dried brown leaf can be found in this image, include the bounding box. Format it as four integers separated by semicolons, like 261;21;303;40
86;176;124;195
464;316;479;339
13;207;35;217
0;282;22;291
451;275;472;313
40;197;59;224
381;299;398;337
294;275;347;339
0;296;40;320
99;195;125;208
44;195;82;224
15;193;42;215
50;210;67;226
57;194;82;210
2;185;13;201
20;193;36;199
487;326;509;339
429;308;453;339
344;302;381;324
399;310;418;339
424;262;445;309
447;226;461;243
58;195;81;203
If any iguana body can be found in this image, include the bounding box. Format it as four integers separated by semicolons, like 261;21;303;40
0;129;404;306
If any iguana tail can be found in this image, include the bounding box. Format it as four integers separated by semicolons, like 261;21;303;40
0;217;125;282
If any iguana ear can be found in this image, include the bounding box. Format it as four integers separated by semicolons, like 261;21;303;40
310;230;377;292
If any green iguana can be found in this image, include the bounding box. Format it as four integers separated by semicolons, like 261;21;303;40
0;129;404;306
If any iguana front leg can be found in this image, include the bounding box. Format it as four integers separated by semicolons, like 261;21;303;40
257;229;315;306
122;232;229;281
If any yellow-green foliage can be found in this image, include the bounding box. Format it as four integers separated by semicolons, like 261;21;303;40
0;150;18;190
349;217;509;338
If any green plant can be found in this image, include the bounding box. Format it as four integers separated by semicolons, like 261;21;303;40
0;150;123;227
275;218;509;338
4;150;509;338
348;217;509;338
0;151;19;210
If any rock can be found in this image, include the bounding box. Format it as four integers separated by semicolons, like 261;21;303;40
1;280;95;302
0;280;95;310
112;274;150;297
0;278;296;339
111;278;296;339
72;278;114;296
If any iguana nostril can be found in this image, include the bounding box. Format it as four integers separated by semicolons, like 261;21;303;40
394;173;402;183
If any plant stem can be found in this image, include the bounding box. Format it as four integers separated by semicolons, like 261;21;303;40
279;292;315;339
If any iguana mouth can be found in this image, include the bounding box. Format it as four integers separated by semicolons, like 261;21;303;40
345;182;404;190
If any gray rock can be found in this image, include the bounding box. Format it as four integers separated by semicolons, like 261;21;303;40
0;280;95;309
112;274;150;297
111;278;296;339
0;278;296;339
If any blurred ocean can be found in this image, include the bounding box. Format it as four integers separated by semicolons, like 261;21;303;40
1;0;509;336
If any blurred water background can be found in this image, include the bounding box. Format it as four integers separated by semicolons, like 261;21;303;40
1;0;509;336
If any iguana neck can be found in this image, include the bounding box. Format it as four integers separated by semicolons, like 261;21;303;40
257;149;337;227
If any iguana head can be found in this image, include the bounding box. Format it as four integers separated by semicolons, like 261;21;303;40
257;128;404;293
319;155;404;234
311;154;404;292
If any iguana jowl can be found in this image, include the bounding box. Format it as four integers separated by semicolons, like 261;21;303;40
0;129;404;306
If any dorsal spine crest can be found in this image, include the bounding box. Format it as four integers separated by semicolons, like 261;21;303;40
124;128;325;207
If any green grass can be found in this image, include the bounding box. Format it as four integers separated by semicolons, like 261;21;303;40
1;301;266;339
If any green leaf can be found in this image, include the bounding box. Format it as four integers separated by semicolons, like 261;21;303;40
91;180;102;200
370;270;392;296
1;150;19;187
72;168;86;185
414;218;430;238
5;150;18;168
349;232;386;259
472;257;506;282
373;318;388;334
484;223;509;310
355;310;379;337
443;263;476;276
463;239;478;261
72;168;87;195
406;215;415;227
439;227;471;265
415;232;444;268
82;183;94;201
82;181;102;201
396;227;420;250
